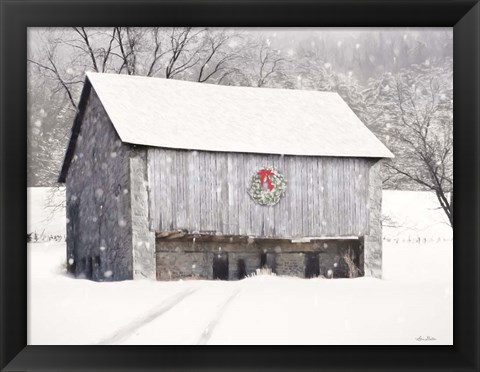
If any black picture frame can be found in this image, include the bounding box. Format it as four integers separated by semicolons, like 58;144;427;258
1;1;479;371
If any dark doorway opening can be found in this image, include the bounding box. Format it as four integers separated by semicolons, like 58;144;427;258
305;252;320;278
260;253;267;267
237;259;246;279
86;257;93;280
213;253;229;280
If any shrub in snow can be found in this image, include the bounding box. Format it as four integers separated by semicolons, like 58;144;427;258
342;249;363;278
246;267;276;278
26;230;66;243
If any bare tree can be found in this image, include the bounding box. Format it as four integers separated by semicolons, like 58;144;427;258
27;44;81;110
196;30;242;83
164;27;205;79
255;40;286;87
364;61;453;227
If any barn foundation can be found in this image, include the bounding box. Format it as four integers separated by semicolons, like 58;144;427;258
155;236;363;280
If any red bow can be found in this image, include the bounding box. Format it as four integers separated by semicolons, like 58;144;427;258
258;169;274;191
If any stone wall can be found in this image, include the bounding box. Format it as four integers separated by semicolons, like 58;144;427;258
275;253;305;277
65;88;133;281
156;252;212;280
155;238;363;280
130;149;156;279
364;160;383;278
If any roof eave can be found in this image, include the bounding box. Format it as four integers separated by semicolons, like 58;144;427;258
58;77;92;183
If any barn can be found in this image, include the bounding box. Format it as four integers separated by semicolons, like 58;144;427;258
59;72;393;281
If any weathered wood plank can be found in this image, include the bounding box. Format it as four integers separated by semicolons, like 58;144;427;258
148;149;371;238
338;158;344;234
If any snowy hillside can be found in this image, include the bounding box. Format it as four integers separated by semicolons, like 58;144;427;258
27;187;453;345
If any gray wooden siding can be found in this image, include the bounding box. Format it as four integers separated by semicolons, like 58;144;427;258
147;148;374;237
65;89;133;280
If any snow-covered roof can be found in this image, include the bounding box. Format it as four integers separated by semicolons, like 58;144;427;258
84;72;393;158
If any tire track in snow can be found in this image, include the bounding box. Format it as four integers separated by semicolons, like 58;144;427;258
196;287;242;345
96;287;198;345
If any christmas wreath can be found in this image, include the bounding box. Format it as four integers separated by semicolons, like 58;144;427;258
247;167;287;206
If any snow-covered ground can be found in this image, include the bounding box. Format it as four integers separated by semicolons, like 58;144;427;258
27;188;452;345
27;187;66;240
382;190;452;242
